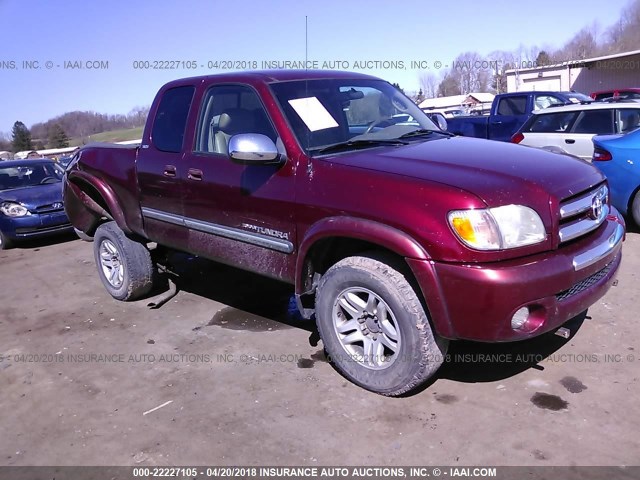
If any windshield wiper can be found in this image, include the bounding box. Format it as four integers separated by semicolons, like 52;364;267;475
314;139;408;155
399;129;455;139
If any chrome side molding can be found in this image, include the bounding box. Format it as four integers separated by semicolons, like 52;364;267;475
141;207;294;254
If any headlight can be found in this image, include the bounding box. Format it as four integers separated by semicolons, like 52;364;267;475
0;202;31;217
448;205;545;250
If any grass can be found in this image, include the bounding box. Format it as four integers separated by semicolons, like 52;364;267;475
69;126;144;146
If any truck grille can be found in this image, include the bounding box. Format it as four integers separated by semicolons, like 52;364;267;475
556;260;614;302
558;184;608;244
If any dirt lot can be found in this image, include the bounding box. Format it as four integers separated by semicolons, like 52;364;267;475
1;230;639;468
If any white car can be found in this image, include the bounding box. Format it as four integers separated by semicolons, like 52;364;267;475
511;100;640;161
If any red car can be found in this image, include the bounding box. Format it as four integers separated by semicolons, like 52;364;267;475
64;71;624;395
591;88;640;101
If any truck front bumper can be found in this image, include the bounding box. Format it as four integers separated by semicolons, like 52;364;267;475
408;212;624;342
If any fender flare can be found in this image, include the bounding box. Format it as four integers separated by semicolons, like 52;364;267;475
67;170;131;234
296;216;430;291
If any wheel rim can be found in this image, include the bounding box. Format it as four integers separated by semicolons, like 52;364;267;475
99;239;124;288
332;287;401;370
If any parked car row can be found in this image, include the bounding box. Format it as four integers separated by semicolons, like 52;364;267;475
511;100;640;160
445;91;593;142
0;159;73;249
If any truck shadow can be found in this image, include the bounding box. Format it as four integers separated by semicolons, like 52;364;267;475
156;251;315;332
436;312;587;383
157;251;589;387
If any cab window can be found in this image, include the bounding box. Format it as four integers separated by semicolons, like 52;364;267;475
533;95;565;110
194;85;277;155
496;96;527;116
151;86;195;153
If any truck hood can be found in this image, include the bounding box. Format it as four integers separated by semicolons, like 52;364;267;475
0;183;64;211
327;136;605;205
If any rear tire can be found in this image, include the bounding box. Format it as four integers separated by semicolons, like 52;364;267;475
93;222;154;301
632;191;640;227
315;254;448;396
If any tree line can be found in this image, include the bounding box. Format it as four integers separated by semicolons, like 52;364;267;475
0;107;149;153
417;0;640;99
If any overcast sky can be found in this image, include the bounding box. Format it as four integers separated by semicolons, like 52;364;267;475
0;0;631;134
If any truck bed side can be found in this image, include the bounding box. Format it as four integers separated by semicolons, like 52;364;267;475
64;143;144;237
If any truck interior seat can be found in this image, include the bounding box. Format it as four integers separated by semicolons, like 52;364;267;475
212;109;256;154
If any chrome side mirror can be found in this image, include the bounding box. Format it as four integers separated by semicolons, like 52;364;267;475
432;113;448;131
228;134;281;165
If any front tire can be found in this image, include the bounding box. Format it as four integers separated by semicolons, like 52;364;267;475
0;230;13;250
93;222;154;301
315;254;448;396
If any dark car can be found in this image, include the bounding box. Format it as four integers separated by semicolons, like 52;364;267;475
57;156;74;168
0;159;73;249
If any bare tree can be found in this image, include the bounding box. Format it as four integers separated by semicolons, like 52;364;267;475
419;72;439;98
437;70;462;97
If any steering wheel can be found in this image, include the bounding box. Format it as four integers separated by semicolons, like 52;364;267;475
40;177;57;184
364;118;392;134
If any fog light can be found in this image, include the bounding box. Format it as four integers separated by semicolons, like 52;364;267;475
511;307;530;330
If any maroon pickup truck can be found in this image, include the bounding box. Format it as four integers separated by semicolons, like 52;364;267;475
64;70;625;396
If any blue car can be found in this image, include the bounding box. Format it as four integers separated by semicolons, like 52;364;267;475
0;159;73;249
592;127;640;226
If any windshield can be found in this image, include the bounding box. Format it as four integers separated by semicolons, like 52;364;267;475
0;162;64;191
270;79;438;154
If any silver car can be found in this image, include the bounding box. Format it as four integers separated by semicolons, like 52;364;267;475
512;100;640;161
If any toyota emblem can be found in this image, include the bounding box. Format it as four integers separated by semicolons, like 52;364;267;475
590;195;603;220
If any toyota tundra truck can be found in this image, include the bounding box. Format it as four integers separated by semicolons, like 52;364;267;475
63;70;625;396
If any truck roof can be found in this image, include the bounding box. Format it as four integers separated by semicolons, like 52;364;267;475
162;70;381;88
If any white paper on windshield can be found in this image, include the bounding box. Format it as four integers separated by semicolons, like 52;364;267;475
288;97;339;132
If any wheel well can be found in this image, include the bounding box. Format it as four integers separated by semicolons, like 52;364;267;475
298;237;416;313
70;178;113;235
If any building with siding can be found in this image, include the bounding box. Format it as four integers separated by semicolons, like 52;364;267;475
506;49;640;95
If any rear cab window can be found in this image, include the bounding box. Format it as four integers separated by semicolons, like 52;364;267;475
151;86;196;152
496;96;527;116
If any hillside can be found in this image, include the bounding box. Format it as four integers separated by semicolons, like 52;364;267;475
69;126;144;147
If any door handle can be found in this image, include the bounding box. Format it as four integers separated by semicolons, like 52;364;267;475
163;165;177;177
565;139;576;144
491;121;503;125
187;168;203;181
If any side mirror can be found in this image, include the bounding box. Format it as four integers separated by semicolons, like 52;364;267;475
228;134;281;165
432;113;448;131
